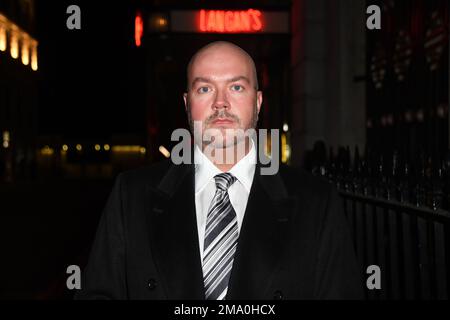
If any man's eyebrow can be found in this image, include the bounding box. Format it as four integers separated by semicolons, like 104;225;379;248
191;77;213;87
191;76;251;87
228;76;251;84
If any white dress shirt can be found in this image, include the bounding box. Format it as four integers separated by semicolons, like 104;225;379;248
194;140;257;261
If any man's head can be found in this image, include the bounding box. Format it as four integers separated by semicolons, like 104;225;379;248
183;41;263;149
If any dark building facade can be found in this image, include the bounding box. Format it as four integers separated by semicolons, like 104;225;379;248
366;0;449;170
0;0;38;182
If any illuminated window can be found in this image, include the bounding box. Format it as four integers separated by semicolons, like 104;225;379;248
31;40;38;71
10;26;19;59
21;35;29;65
0;17;6;51
0;13;38;70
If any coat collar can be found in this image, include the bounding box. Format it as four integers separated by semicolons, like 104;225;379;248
146;161;296;299
146;163;205;299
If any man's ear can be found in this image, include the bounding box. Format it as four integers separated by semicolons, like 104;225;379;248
183;93;188;112
256;91;263;114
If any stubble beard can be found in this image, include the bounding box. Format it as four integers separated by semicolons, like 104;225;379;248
187;101;259;150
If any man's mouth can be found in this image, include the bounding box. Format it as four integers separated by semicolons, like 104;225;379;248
211;118;235;125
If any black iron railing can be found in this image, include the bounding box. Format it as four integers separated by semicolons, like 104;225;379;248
308;142;450;299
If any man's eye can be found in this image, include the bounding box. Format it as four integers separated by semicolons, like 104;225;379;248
231;85;244;92
197;87;210;93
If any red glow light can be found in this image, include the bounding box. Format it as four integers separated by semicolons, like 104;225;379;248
198;9;263;33
135;12;144;47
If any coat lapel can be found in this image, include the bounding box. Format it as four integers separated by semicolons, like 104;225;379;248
145;161;295;300
146;163;205;299
227;165;296;299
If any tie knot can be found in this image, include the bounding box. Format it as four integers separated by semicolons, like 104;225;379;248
214;173;236;191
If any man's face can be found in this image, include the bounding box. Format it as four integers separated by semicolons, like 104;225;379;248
184;46;262;149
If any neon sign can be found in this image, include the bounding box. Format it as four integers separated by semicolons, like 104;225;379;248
135;11;143;47
198;9;263;33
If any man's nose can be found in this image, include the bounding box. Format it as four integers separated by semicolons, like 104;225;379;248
212;89;230;110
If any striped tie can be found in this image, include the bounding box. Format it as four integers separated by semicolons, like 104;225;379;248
202;173;239;300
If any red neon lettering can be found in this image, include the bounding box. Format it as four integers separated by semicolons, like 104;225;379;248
234;11;242;31
199;9;206;31
198;9;263;33
215;10;225;32
135;12;143;47
225;11;234;32
240;11;251;31
249;9;262;31
206;10;216;31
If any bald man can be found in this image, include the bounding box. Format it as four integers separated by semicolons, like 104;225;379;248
75;41;364;300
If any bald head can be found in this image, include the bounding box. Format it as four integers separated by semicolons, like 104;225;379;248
186;41;259;91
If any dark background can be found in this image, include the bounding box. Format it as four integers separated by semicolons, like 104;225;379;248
36;0;141;138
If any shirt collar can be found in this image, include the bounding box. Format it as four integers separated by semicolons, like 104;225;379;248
194;139;257;194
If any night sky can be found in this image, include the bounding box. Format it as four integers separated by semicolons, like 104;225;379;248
36;0;142;139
